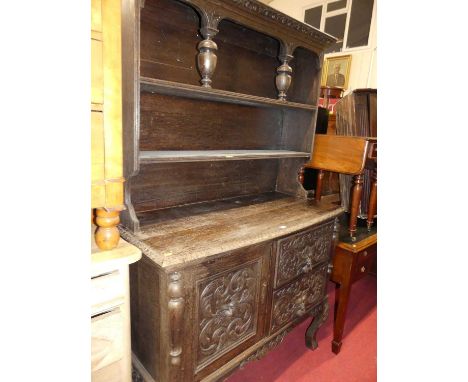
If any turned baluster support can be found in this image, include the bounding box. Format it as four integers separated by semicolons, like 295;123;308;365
276;42;294;101
367;169;377;230
94;208;122;250
197;8;222;88
349;174;364;240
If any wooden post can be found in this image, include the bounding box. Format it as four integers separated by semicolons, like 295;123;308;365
367;170;377;230
349;174;363;239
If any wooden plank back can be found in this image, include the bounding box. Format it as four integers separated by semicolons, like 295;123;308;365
306;134;369;175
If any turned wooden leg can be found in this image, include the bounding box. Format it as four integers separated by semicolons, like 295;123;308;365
94;208;121;250
332;276;353;354
315;170;325;201
367;171;377;231
349;173;363;239
298;166;305;186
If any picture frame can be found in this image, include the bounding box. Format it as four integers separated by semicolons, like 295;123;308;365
321;55;352;89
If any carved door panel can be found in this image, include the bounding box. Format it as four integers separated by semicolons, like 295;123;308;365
192;243;271;379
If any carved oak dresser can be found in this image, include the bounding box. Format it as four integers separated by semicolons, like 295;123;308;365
118;0;343;380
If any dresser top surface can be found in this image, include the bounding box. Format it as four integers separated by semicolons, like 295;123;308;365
120;193;343;269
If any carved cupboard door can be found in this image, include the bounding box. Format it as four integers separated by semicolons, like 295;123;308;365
191;243;271;380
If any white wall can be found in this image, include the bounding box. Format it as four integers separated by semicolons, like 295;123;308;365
269;0;377;92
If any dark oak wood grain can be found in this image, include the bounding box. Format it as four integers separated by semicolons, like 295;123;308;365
131;159;279;213
139;92;282;151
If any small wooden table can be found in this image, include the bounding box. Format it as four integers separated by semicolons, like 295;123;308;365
330;229;376;354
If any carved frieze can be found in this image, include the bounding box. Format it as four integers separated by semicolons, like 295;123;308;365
227;0;336;46
270;264;328;333
197;262;260;368
239;329;289;369
275;221;334;287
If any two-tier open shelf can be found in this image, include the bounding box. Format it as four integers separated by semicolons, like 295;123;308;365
121;0;336;232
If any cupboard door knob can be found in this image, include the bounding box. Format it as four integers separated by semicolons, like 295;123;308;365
363;251;368;257
361;266;366;273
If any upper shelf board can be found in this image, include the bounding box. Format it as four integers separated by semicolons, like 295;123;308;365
140;77;318;112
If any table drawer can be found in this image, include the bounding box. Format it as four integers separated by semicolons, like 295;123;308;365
91;307;124;372
274;220;334;288
270;263;328;334
354;244;377;281
91;271;125;316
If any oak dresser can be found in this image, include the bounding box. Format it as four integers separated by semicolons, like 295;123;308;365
118;1;343;380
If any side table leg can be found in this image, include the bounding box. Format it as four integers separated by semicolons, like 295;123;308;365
349;174;363;240
332;275;352;354
367;170;377;231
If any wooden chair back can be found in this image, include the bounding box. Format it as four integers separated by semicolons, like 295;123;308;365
306;134;370;175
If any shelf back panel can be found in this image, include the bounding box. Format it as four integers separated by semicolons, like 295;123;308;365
214;19;279;99
140;0;200;86
139;92;282;151
288;47;321;105
131;159;279;212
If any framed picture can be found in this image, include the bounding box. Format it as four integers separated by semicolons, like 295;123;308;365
321;55;352;89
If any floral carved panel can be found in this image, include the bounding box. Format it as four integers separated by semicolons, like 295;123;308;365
270;263;328;333
196;261;261;368
275;220;334;287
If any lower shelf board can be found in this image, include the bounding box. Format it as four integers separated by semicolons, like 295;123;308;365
139;150;310;163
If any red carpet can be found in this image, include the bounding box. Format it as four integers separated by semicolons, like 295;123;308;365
226;276;377;382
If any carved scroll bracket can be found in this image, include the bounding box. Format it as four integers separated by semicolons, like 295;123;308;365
168;272;185;367
196;7;223;88
305;299;329;350
276;41;295;101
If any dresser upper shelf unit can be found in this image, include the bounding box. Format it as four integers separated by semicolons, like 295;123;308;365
139;150;310;163
140;77;318;111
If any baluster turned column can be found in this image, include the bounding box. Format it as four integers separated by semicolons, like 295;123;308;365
197;9;222;88
276;42;294;100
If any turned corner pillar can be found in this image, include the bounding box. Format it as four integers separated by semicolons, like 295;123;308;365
276;42;294;101
168;272;185;369
197;8;222;88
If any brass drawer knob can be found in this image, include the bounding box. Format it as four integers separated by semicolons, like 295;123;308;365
361;266;366;273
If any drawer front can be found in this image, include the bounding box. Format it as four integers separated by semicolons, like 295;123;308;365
91;307;124;372
270;263;328;334
274;220;334;288
91;271;124;316
354;244;376;281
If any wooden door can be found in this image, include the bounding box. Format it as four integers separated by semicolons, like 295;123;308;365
190;243;272;380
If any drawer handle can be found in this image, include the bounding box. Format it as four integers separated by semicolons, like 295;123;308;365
295;302;306;317
361;266;366;273
302;258;313;273
362;251;368;257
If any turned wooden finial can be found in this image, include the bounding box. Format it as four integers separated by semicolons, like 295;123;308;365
94;208;121;250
